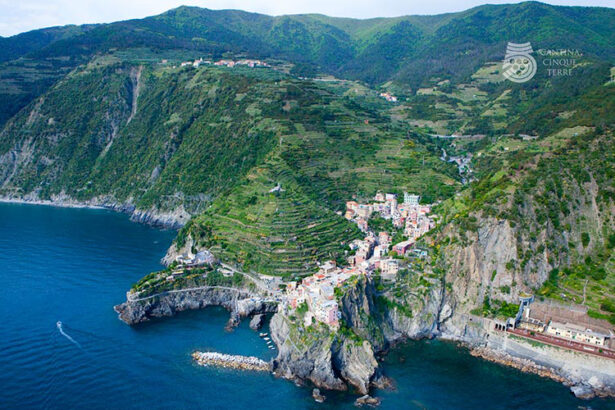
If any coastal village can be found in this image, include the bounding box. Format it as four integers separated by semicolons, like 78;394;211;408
283;191;436;329
166;191;615;363
168;191;436;331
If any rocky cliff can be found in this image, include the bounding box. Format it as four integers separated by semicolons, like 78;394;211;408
114;286;277;325
269;276;454;395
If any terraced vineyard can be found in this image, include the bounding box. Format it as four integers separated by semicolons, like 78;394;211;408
174;77;461;277
185;156;363;278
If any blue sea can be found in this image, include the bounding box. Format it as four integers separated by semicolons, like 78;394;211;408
0;202;613;409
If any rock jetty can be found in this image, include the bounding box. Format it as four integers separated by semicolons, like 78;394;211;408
192;351;272;372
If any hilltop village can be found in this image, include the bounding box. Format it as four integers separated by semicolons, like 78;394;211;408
177;58;270;68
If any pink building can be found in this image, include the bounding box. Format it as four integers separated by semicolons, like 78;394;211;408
392;240;413;256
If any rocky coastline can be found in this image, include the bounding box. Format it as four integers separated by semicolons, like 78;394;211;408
470;345;615;400
471;346;568;384
114;286;277;325
113;271;615;402
0;194;189;229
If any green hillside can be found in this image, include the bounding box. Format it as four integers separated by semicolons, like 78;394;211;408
1;1;614;289
2;2;615;129
0;56;459;275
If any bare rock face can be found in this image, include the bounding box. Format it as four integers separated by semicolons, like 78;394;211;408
269;276;453;396
114;287;277;325
270;312;347;392
249;314;265;331
161;234;195;266
332;339;378;395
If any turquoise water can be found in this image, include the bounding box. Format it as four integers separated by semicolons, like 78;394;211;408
0;202;613;409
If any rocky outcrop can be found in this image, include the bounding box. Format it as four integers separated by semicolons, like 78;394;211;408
355;395;381;407
312;388;325;403
270;276;453;396
270;312;347;392
332;339;379;395
114;286;277;325
250;314;265;331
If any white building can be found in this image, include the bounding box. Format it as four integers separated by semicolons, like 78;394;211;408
380;259;399;281
546;321;610;346
404;193;420;206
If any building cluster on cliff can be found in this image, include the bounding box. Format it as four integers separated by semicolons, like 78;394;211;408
345;191;435;249
283;192;435;330
167;250;216;281
284;260;356;329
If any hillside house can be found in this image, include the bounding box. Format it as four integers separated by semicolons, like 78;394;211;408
392;240;413;256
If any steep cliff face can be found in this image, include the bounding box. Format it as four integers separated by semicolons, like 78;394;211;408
114;286;276;325
440;218;522;323
331;339;379;395
270;313;348;392
270;276;454;394
0;194;190;229
434;131;615;324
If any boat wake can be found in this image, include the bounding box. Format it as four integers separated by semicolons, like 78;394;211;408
56;321;82;349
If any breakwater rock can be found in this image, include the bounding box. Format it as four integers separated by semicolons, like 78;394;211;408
192;351;271;372
114;286;277;325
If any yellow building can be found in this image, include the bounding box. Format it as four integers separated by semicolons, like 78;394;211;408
546;321;609;346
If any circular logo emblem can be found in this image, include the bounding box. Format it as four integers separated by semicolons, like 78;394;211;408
502;42;537;83
503;54;537;83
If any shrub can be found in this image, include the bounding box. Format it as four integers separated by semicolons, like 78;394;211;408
581;232;590;247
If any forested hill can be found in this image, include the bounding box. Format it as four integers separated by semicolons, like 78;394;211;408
0;1;614;282
2;2;615;126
